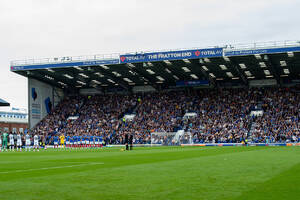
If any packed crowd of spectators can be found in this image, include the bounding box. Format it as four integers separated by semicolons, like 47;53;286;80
249;87;300;143
62;94;137;144
121;91;188;144
185;89;254;143
31;87;300;145
32;96;85;141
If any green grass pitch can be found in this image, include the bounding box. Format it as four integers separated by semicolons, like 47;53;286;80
0;146;300;200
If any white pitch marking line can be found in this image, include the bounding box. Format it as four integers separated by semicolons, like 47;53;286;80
0;162;104;174
63;162;92;164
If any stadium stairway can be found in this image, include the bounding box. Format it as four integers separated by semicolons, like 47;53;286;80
59;97;88;132
118;100;138;120
247;89;265;140
248;121;257;137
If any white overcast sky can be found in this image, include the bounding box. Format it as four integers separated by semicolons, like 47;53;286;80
0;0;299;110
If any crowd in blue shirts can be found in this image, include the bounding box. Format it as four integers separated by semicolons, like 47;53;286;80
248;88;300;143
31;87;300;145
188;88;300;143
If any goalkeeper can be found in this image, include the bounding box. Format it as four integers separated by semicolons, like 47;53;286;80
2;131;8;151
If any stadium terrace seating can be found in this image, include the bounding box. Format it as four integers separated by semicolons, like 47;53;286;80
32;87;300;144
186;88;254;143
61;94;138;144
33;96;85;138
249;88;300;143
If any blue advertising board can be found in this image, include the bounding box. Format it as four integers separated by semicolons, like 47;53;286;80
11;59;120;71
120;48;223;64
225;46;300;56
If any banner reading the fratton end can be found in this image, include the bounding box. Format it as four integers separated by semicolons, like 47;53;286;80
120;48;223;64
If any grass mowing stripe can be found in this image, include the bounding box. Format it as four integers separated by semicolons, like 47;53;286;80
0;147;265;179
231;162;300;200
0;147;268;179
0;162;104;174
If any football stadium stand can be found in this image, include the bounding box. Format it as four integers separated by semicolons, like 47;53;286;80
10;40;300;145
29;88;300;145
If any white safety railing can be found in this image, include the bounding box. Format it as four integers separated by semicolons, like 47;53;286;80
10;40;300;66
11;53;120;66
224;40;300;51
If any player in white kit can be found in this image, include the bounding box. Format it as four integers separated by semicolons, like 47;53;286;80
16;133;22;151
9;133;15;151
25;133;31;151
33;134;39;151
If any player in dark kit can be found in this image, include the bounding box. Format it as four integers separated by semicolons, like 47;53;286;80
125;133;129;150
129;134;133;150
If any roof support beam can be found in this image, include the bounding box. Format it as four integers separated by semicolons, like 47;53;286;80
86;79;105;93
161;62;189;80
189;59;215;87
267;55;281;85
230;59;248;85
28;71;65;89
155;62;183;83
201;68;215;87
95;68;130;90
197;63;216;87
127;63;160;90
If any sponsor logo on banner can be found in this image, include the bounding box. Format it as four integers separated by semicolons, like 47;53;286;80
120;56;126;62
120;48;223;63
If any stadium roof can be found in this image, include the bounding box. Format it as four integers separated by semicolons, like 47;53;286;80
0;98;10;106
10;40;300;91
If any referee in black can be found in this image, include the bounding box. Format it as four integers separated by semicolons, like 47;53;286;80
125;133;129;150
129;134;133;150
